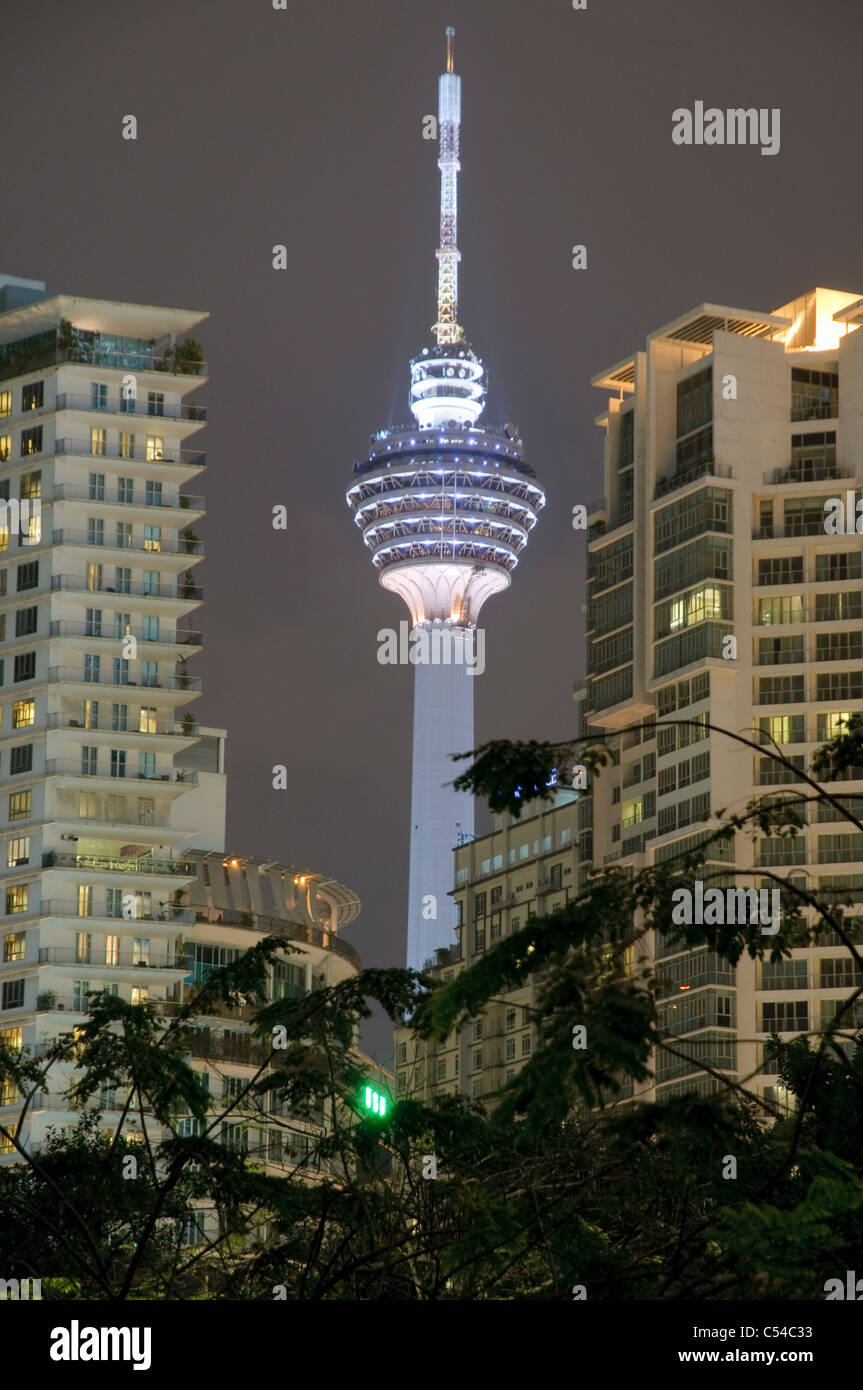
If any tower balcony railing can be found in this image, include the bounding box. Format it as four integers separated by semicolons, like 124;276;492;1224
42;851;193;876
55;393;206;423
49;529;203;557
54;438;206;469
51;575;203;602
46;667;202;692
48;620;201;647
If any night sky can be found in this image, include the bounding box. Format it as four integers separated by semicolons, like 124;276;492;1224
4;0;862;1062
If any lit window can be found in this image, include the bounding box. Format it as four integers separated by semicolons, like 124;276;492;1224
139;706;157;734
7;838;29;867
5;885;29;915
12;701;35;729
8;792;31;822
146;436;164;461
2;932;25;962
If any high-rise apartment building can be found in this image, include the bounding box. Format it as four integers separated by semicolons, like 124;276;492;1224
0;274;383;1190
396;286;863;1115
0;272;211;1148
582;285;863;1107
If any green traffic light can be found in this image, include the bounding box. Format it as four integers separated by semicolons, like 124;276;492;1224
363;1085;387;1117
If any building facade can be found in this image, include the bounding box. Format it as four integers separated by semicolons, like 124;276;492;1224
0;272;210;1150
0;274;382;1180
582;285;863;1108
393;785;584;1104
395;286;863;1115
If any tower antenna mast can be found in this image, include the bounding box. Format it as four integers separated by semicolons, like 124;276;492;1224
433;26;464;345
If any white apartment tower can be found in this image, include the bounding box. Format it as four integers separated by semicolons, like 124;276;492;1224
0;272;213;1148
582;286;863;1107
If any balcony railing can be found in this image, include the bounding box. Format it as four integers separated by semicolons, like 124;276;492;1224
50;483;205;511
754;844;807;866
49;620;202;647
42;851;193;876
49;529;203;557
47;667;201;692
654;460;732;500
189;909;363;971
55;393;206;422
45;713;199;738
762;462;849;485
37;900;195;924
753;522;828;539
55;438;205;468
51;575;202;602
45;759;197;785
755;567;863;586
37;947;185;970
0;342;207;386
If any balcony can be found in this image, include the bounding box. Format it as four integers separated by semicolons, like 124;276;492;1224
55;438;205;469
51;575;203;602
45;713;198;738
189;909;363;971
754;843;807;867
42;851;193;876
50;528;203;557
755;566;863;586
753;523;826;539
47;667;202;692
45;759;198;785
55;393;206;423
0;340;207;386
654;460;732;500
37;947;186;970
761;461;849;485
37;900;195;924
49;620;202;647
50;483;205;511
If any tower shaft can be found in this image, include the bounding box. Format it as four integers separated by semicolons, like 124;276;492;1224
407;648;475;972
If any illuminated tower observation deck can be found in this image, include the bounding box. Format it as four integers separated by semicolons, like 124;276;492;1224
346;29;546;973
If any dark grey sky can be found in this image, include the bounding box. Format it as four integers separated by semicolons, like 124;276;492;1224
4;0;862;1062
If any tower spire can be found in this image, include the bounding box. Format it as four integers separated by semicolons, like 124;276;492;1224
433;26;463;345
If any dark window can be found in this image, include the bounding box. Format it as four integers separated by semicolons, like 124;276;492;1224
13;653;35;682
15;606;37;637
10;745;33;775
16;562;38;592
2;979;24;1010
